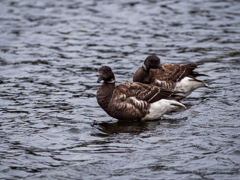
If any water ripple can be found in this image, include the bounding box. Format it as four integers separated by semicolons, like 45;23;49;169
0;0;240;179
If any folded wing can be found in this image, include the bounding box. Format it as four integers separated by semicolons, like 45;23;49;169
111;82;173;112
159;63;198;81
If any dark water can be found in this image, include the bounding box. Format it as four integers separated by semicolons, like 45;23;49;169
0;0;240;179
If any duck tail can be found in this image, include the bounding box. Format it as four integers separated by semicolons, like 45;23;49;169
163;98;186;110
188;78;209;88
169;100;186;109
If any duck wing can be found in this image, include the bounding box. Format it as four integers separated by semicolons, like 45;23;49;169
109;82;178;120
112;82;173;107
160;63;198;82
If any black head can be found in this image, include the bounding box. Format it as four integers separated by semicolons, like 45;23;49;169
97;66;115;83
144;55;165;71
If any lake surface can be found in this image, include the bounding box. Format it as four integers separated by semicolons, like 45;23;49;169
0;0;240;179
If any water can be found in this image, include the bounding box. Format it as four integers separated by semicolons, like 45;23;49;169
0;0;240;179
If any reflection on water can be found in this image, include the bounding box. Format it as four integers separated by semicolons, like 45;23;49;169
95;117;189;134
96;121;156;134
0;0;240;179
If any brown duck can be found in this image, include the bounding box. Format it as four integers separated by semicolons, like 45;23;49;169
96;66;186;121
133;55;209;100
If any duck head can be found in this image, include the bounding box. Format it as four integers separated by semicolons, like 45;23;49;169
143;55;165;71
97;66;115;83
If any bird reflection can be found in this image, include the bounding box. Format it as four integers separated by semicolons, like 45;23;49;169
94;120;162;134
93;116;188;135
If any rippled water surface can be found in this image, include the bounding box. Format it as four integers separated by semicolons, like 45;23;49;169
1;0;240;179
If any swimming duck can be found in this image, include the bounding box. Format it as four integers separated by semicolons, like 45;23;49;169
133;55;208;100
96;66;186;121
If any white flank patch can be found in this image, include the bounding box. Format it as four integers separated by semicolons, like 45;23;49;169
141;99;186;121
174;77;207;97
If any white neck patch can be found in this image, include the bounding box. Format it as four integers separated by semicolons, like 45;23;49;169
105;78;115;84
142;63;148;71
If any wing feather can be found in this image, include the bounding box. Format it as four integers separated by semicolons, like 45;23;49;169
157;63;198;82
113;82;173;106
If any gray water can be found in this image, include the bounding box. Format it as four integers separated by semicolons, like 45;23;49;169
0;0;240;179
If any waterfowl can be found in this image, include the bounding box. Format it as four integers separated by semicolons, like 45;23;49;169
133;55;208;100
96;66;186;121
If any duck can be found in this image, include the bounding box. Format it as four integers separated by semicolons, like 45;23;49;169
96;66;186;121
133;55;209;100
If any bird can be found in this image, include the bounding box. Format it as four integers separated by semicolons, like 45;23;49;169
96;66;186;121
133;55;209;100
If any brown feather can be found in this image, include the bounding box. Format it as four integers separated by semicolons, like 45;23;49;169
160;63;198;81
148;88;173;103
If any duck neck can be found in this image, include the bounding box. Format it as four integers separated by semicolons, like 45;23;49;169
97;80;115;113
139;65;153;84
142;63;150;72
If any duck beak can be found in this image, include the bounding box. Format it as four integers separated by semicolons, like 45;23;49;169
158;64;165;71
97;75;104;83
